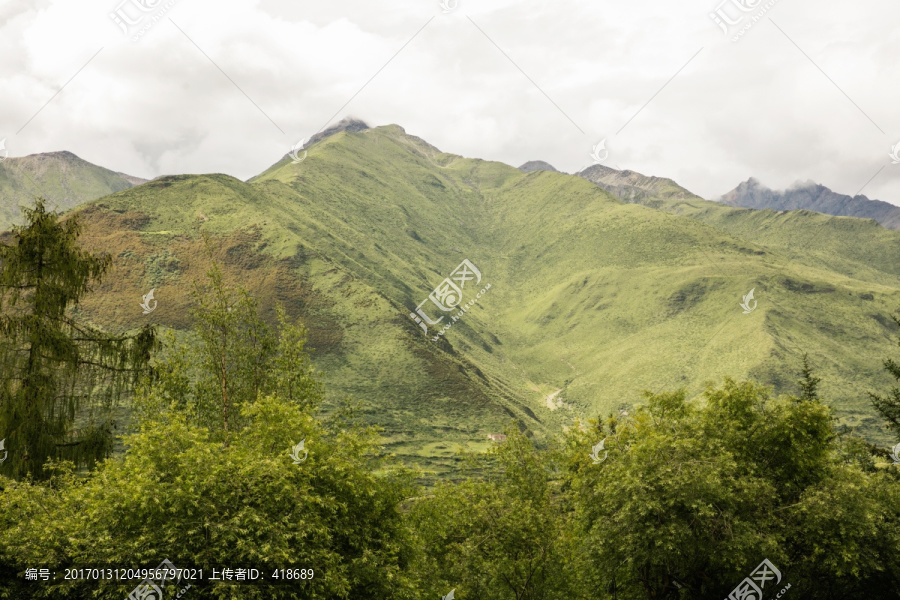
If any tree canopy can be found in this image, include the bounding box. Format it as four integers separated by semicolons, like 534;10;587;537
0;199;156;480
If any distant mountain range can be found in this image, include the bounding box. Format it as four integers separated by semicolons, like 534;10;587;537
718;177;900;231
3;128;900;482
517;161;900;231
0;150;145;231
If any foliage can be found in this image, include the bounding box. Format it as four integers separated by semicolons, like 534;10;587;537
141;250;320;444
0;393;418;599
0;199;157;480
0;265;416;600
798;353;822;402
406;426;581;600
3;182;900;599
563;379;900;599
870;310;900;440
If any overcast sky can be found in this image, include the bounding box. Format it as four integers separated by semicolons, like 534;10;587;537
1;0;898;204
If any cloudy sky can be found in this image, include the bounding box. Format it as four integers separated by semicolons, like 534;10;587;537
1;0;898;203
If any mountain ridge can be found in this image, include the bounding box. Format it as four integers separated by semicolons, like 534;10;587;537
5;126;900;481
0;150;145;231
719;176;900;231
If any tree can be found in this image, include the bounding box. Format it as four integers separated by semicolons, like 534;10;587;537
567;387;781;599
0;395;419;599
0;267;418;600
797;353;822;402
186;256;277;440
142;252;321;444
870;310;900;440
406;426;582;600
565;379;900;600
0;199;157;479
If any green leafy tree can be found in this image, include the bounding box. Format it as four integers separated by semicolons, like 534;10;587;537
186;258;277;439
565;379;900;599
566;387;780;599
0;199;157;479
0;396;418;599
144;253;320;443
407;426;581;600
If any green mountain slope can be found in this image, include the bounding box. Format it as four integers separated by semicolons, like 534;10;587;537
67;168;539;481
51;126;900;480
579;164;900;284
0;151;145;231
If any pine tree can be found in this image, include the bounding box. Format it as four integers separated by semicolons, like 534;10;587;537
798;353;822;401
869;310;900;439
0;199;157;479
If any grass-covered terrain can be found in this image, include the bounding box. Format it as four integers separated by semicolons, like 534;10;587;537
0;150;144;231
11;124;900;481
2;178;900;599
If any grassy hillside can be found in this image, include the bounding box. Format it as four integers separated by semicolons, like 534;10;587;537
51;125;900;482
69;170;535;482
579;164;900;432
579;165;900;283
0;151;144;231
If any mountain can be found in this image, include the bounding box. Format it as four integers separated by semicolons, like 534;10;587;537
299;117;370;150
577;164;900;285
578;163;700;208
720;177;900;231
0;151;146;231
15;127;900;482
518;160;560;173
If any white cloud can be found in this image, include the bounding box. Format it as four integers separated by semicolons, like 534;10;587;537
0;0;897;204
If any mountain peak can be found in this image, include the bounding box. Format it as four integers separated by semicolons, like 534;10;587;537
0;152;146;231
579;163;620;178
36;150;79;160
518;160;560;173
720;178;900;230
13;150;84;164
306;117;369;147
577;163;700;204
